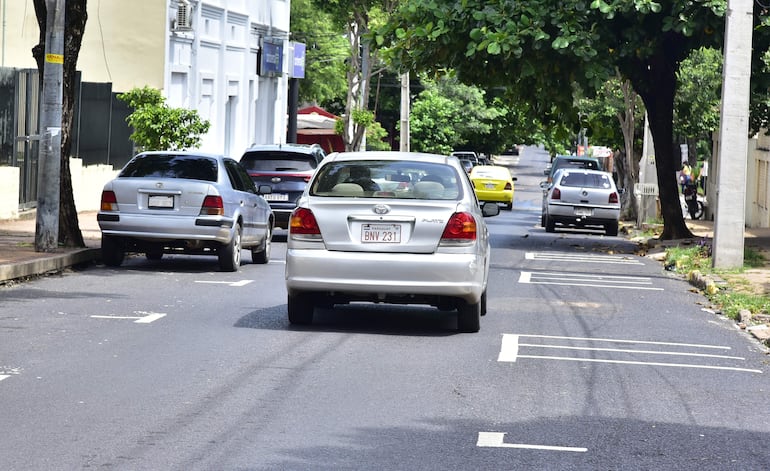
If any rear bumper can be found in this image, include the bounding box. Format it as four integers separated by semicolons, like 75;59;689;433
285;248;485;304
547;203;619;225
97;212;233;243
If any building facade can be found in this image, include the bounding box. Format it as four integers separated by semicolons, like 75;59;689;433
2;0;291;159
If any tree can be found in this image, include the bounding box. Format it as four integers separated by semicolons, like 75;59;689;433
117;87;210;152
32;0;87;248
290;0;349;110
381;0;744;239
409;88;459;154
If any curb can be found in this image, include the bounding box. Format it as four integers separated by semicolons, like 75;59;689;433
0;248;101;283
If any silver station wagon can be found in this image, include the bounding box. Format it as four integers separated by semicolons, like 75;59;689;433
284;151;500;332
541;168;621;236
97;151;274;271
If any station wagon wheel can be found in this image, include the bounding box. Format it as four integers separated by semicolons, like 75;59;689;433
251;224;272;264
145;245;163;261
544;214;556;233
287;293;314;325
605;221;619;237
101;235;125;267
457;300;481;333
219;223;242;272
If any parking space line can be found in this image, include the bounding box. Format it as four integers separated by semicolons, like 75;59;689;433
498;334;762;373
526;252;644;265
0;375;9;382
91;312;166;323
519;271;663;290
477;432;587;453
194;280;254;287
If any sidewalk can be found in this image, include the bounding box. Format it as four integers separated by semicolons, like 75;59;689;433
0;211;102;283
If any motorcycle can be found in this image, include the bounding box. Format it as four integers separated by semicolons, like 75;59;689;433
682;182;704;220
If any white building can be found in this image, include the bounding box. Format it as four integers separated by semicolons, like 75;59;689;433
2;0;291;159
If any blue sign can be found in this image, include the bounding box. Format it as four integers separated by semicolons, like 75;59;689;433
259;39;283;77
291;42;306;79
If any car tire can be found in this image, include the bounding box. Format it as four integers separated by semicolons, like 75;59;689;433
505;202;513;211
545;214;556;233
219;223;242;272
288;293;314;325
101;235;125;267
541;211;545;227
480;289;487;316
251;224;272;264
605;221;619;237
145;245;163;261
457;300;481;333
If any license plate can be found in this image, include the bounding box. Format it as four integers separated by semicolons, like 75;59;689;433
148;195;174;208
264;193;289;202
484;183;496;189
361;223;401;243
574;208;593;217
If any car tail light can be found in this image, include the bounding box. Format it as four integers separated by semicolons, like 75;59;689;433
551;188;561;200
441;212;477;243
504;182;512;190
200;195;224;216
289;208;322;238
101;190;118;211
609;191;619;204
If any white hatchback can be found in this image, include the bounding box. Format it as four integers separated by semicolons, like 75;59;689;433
541;168;621;236
284;151;500;332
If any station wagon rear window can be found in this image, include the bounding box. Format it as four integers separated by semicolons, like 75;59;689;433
119;154;218;182
560;171;613;188
240;153;318;172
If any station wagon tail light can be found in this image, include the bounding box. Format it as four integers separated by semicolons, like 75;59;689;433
609;192;619;204
200;195;224;216
440;212;477;243
289;208;323;239
100;190;118;211
551;188;561;200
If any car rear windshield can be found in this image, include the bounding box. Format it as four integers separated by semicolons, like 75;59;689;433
241;151;317;172
119;154;218;182
560;171;613;189
310;160;462;200
554;158;601;172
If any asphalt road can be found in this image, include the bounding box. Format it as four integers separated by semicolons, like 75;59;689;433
1;146;769;470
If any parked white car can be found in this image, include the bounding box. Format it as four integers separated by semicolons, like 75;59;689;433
541;168;621;236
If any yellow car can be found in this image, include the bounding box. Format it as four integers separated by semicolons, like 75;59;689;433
469;165;516;210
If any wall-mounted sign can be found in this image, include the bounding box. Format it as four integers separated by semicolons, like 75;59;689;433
258;38;283;77
291;42;306;79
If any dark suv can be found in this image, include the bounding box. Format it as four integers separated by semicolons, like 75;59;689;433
240;144;326;228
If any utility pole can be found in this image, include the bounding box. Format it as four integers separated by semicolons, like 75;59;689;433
399;72;409;152
35;0;64;252
712;0;753;268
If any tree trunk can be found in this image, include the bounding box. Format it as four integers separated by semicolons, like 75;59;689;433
32;0;88;248
626;39;693;240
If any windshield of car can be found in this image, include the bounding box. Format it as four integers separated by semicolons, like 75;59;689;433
559;171;613;189
553;158;601;172
310;160;462;200
119;154;218;182
240;152;318;172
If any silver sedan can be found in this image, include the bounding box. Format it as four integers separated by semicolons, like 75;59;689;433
284;151;500;332
97;151;274;271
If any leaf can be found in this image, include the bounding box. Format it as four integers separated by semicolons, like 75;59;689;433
487;42;502;54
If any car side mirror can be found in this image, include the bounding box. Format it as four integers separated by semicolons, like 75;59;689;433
512;177;518;181
481;202;500;217
539;181;549;190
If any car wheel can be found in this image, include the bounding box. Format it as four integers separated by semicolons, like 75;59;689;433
251;224;272;264
541;211;545;227
545;214;555;233
480;289;488;316
145;245;163;261
605;221;619;237
101;235;125;267
457;300;481;333
219;224;242;272
505;202;513;211
288;293;314;325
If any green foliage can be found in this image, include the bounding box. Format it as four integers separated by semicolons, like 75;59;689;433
674;47;722;153
365;121;391;151
409;88;458;154
118;87;210;151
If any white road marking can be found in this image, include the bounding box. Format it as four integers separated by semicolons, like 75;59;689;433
519;271;663;290
477;432;587;453
0;375;10;382
498;334;762;373
90;311;166;323
526;251;644;265
194;280;254;287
